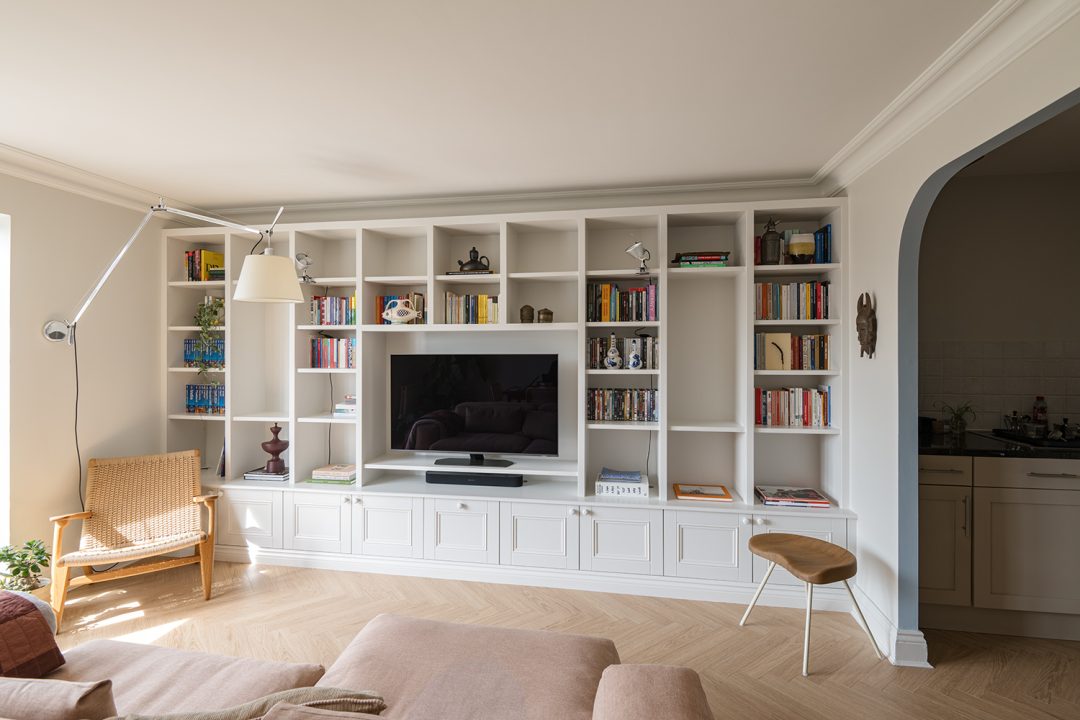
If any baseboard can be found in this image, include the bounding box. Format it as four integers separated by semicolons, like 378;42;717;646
214;545;855;612
850;581;931;668
920;603;1080;642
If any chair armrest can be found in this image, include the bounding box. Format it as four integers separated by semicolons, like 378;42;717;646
193;493;220;505
49;511;92;526
593;665;714;720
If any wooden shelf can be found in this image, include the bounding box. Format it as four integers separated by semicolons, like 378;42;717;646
667;267;742;278
754;426;840;435
362;323;577;333
297;368;355;374
363;275;427;285
753;263;840;276
586;269;659;278
587;421;659;431
233;412;289;423
168;367;225;373
508;271;578;282
168;325;225;332
168;413;225;422
754;369;839;376
308;277;358;287
669;421;743;433
435;274;502;284
296;324;356;331
298;413;357;424
754;319;840;326
586;369;659;375
364;454;579;477
586;321;659;328
168;280;225;288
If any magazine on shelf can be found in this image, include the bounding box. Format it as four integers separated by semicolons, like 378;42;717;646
243;467;290;483
754;485;831;507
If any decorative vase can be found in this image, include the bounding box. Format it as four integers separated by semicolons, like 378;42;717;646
537;308;553;323
457;246;491;273
261;424;289;474
381;298;420;324
520;304;535;323
604;333;623;369
761;217;782;265
626;338;643;369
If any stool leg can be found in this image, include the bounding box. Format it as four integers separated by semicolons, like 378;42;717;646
843;580;884;660
802;582;813;677
740;561;776;627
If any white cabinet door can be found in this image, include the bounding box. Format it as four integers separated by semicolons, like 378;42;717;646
500;502;579;570
750;514;848;586
424;498;499;564
918;485;972;606
664;510;752;582
580;506;663;576
353;495;423;559
973;487;1080;614
284;492;351;554
218;489;283;549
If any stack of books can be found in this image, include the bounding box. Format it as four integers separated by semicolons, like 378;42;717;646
185;384;225;415
183;338;225;368
586;282;658;323
670;250;730;268
755;385;831;428
310;336;356;369
754;332;831;371
309;295;357;326
595;467;649;497
334;394;357;417
183;249;224;282
587;388;658;423
306;464;357;485
755;280;832;321
444;292;499;324
243;466;289;482
755;485;831;508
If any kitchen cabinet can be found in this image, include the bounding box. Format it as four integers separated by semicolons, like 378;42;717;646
218;488;283;549
353;495;423;559
918;485;971;606
580;506;663;575
663;510;752;582
424;498;499;564
500;502;579;570
284;492;351;554
918;455;972;487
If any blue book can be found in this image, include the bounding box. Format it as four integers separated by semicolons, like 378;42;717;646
598;467;644;483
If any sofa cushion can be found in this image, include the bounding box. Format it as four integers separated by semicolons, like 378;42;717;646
319;614;619;720
592;664;713;720
106;688;385;720
0;590;64;677
48;640;324;714
0;677;116;720
263;702;383;719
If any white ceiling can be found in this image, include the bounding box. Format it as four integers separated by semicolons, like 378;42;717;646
959;100;1080;177
0;1;994;209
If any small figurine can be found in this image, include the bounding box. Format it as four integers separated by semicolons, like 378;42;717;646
537;308;554;323
604;333;623;369
520;304;535;323
261;424;289;474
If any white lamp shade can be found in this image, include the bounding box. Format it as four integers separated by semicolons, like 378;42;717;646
233;249;304;303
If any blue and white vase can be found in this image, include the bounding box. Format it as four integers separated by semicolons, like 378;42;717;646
604;333;622;369
626;338;643;369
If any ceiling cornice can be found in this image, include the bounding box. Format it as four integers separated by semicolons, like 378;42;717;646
1;0;1074;214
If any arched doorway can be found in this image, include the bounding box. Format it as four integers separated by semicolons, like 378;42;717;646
896;86;1080;649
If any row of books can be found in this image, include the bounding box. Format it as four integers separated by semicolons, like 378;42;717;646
185;384;225;415
310;337;356;369
754;332;831;371
753;224;833;265
595;467;649;497
444;292;499;324
587;388;659;423
755;485;831;508
585;282;658;323
183;249;224;282
670;250;730;268
334;394;356;417
309;295;356;326
586;335;660;370
755;386;832;428
182;338;224;368
374;293;425;325
755;281;831;321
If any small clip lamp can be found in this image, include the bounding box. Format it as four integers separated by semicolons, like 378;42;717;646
625;241;652;275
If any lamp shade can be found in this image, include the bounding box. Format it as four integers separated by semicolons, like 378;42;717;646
233;249;304;303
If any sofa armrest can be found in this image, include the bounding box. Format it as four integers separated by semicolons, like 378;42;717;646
406;418;450;450
592;664;713;720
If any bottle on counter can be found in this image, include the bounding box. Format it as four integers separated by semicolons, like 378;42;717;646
1032;396;1048;426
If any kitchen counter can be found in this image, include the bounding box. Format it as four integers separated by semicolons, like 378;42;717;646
920;431;1080;459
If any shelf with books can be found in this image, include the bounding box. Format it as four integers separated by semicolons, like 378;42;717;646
297;324;356;331
586;369;659;376
297;367;355;374
668;210;745;268
586;321;659;328
586;421;659;431
169;325;226;332
754;318;840;326
754;426;839;434
168;280;226;288
754;369;840;376
753;263;840;276
435;273;502;284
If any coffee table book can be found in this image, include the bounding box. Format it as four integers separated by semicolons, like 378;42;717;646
673;483;733;502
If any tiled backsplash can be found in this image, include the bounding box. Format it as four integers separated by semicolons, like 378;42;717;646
919;339;1080;427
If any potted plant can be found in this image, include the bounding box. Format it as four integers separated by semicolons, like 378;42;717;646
193;296;225;381
0;539;51;592
938;400;976;438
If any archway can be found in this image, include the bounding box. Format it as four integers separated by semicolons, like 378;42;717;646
896;86;1080;645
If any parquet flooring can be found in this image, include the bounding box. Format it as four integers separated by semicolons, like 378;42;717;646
55;562;1080;719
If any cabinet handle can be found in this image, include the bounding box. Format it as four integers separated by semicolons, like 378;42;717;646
1026;472;1079;479
754;518;766;526
960;495;969;537
568;507;579;516
918;467;962;474
457;502;467;510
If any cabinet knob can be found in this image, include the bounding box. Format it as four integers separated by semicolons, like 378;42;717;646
354;497;362;506
583;508;593;516
457;502;466;510
741;517;752;525
343;497;352;505
569;507;579;516
754;517;766;526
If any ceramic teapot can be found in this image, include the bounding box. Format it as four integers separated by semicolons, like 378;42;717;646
458;246;491;272
382;298;420;324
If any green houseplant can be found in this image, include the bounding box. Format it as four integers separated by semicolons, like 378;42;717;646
938;400;976;437
193;297;225;381
0;539;51;591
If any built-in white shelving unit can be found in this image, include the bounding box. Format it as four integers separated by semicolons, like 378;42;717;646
163;198;851;604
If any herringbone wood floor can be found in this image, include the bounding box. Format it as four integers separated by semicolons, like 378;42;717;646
55;562;1080;719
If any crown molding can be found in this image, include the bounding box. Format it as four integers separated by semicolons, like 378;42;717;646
818;0;1080;194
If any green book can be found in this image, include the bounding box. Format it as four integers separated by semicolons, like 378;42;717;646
303;477;356;485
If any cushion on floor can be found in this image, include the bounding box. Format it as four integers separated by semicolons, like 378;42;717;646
48;639;324;714
318;614;620;720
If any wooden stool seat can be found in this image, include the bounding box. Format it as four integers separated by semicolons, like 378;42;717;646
740;532;883;676
747;533;857;585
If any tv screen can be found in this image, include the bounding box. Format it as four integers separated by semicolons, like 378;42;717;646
390;354;558;456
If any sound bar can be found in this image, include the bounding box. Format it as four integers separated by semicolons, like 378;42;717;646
426;470;524;488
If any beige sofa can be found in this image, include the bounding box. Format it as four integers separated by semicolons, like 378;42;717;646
46;614;714;719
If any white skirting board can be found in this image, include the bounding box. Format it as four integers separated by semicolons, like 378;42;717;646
214;544;856;612
849;580;931;668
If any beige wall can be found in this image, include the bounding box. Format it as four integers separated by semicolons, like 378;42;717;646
919;173;1080;425
0;174;163;549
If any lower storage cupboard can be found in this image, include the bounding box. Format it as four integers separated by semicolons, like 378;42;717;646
213;487;855;588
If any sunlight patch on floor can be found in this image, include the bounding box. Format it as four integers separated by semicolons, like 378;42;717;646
112;618;189;645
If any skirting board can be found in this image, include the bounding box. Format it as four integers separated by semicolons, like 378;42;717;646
921;603;1080;642
850;580;931;668
215;545;854;612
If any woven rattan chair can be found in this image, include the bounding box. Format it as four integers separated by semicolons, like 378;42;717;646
48;449;219;632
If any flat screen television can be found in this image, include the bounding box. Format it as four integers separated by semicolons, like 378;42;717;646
390;353;558;467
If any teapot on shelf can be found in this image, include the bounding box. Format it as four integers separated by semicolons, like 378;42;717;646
457;246;491;273
381;298;420;324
